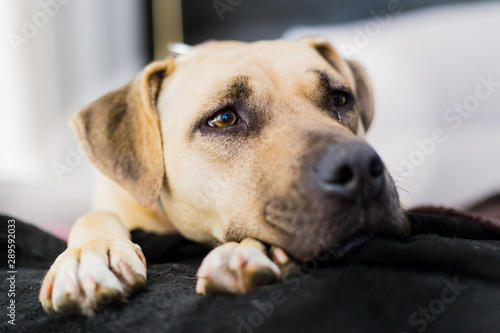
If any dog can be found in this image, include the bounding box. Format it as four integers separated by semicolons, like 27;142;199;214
39;37;410;315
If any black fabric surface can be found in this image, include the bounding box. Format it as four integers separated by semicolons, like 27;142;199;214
1;211;500;333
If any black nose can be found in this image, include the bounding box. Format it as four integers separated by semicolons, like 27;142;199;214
314;142;385;200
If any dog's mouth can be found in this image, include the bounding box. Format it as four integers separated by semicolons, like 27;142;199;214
275;230;375;263
256;158;410;261
319;231;375;261
258;194;409;261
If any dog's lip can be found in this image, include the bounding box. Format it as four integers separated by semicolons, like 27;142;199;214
324;231;375;260
285;231;375;262
261;230;375;262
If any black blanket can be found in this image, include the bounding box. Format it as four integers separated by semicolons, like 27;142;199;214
1;205;500;333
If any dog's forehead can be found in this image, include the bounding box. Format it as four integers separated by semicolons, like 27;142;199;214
159;40;351;132
162;40;349;107
175;40;335;77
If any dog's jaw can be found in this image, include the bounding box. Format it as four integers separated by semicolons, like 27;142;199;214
219;163;410;262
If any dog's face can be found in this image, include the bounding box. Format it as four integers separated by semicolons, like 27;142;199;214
72;38;410;260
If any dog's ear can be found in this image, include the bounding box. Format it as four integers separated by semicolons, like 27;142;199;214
301;36;374;131
70;59;175;207
345;59;374;131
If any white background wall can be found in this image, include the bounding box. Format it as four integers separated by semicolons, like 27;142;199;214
0;0;149;238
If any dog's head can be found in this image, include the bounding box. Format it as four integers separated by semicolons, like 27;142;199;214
71;37;410;260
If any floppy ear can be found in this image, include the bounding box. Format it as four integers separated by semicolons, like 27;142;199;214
70;58;175;207
345;59;374;131
301;36;374;131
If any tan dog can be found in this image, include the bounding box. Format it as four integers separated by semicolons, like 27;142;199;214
39;37;410;315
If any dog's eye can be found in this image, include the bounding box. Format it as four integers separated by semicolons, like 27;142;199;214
208;109;239;128
332;91;349;107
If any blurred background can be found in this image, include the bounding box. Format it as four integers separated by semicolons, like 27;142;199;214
0;0;499;238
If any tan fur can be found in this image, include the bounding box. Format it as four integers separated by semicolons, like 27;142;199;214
70;59;175;207
155;39;377;248
68;37;385;256
40;38;408;315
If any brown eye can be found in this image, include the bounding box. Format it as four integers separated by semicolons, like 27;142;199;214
208;109;239;128
332;91;348;107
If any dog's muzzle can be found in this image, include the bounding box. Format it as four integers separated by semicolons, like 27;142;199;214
261;140;409;261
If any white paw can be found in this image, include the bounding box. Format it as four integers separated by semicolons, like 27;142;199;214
39;239;147;315
196;242;282;294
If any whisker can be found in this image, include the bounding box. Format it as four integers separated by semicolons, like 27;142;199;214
394;180;424;191
396;185;423;207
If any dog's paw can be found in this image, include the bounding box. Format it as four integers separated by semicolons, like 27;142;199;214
39;239;147;316
196;242;281;294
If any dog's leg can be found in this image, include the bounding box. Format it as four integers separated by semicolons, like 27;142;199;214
39;212;147;315
196;238;298;294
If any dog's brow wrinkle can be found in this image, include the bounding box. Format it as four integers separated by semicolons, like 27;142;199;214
223;75;252;101
312;69;331;89
310;69;332;108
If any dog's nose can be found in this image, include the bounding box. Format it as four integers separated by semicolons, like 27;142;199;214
314;142;385;200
